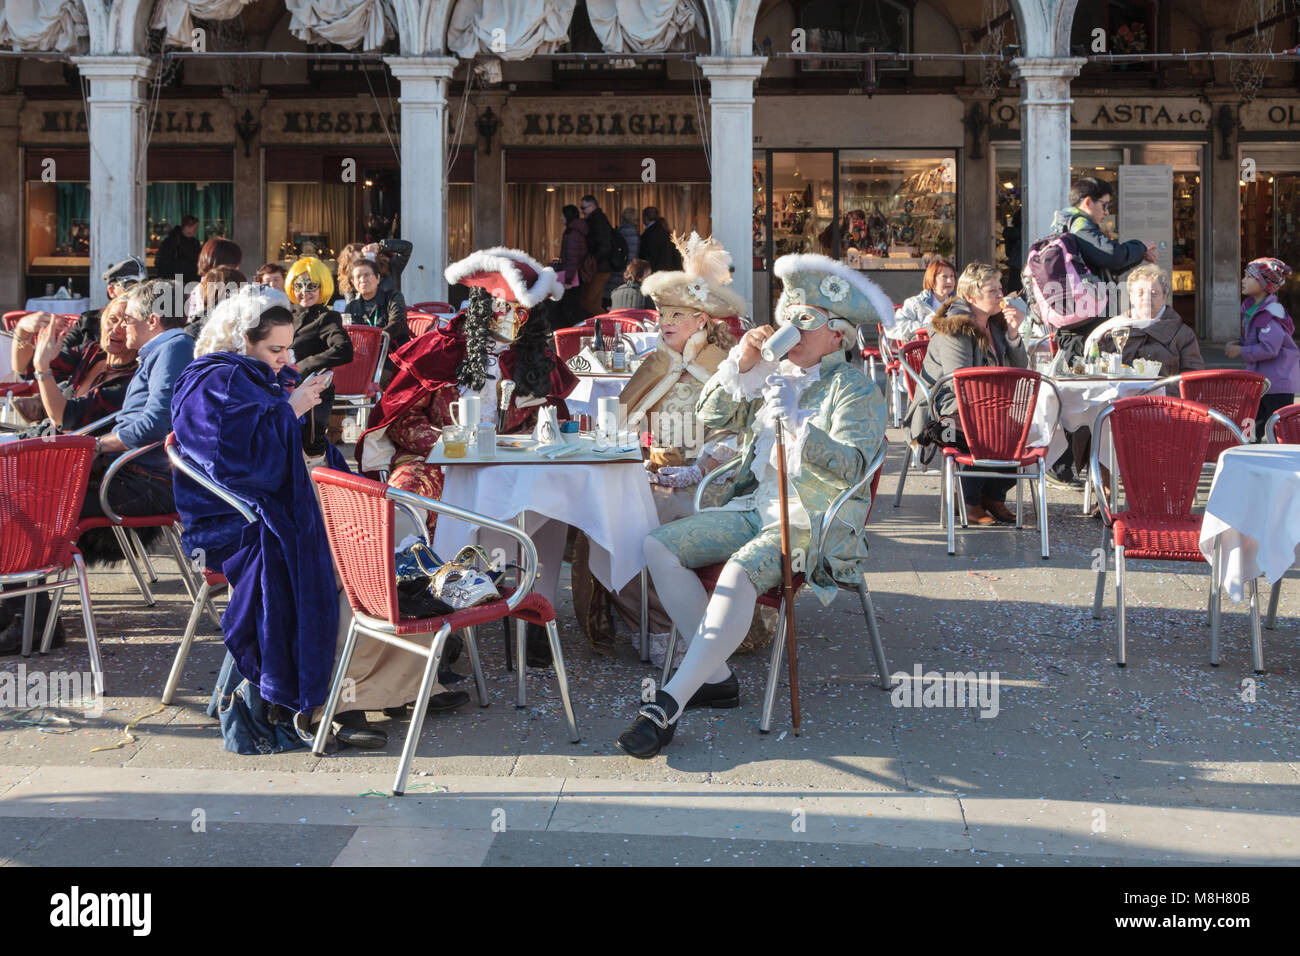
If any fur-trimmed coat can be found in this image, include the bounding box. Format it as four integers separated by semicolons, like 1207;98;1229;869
906;298;1028;441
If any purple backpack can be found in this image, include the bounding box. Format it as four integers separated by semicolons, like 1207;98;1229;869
1022;227;1109;330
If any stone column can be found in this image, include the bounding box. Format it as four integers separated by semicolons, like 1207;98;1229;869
699;56;765;312
384;57;457;305
1206;95;1242;343
472;91;506;252
1010;57;1085;244
224;91;267;268
72;56;153;310
957;92;996;268
0;94;24;310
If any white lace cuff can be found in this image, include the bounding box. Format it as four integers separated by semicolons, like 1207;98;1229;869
773;409;816;478
715;342;779;402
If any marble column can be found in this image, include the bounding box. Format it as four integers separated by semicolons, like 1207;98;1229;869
384;56;457;305
1010;57;1085;245
699;56;766;312
0;94;24;310
1206;95;1243;343
72;56;152;311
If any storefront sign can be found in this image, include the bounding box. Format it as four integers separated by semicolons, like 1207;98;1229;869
1239;100;1300;130
991;97;1210;131
261;98;400;144
504;97;706;147
1118;164;1173;274
21;100;234;143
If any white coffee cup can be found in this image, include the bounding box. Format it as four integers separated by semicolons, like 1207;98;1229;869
597;396;620;437
454;395;481;426
761;322;802;362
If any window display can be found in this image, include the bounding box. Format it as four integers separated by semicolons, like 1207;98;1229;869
146;181;234;257
768;152;835;259
26;181;90;270
837;151;957;270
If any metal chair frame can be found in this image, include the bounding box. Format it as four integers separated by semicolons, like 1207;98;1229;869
660;443;892;734
1087;399;1261;670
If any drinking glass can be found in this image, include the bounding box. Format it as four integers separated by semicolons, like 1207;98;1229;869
442;424;471;459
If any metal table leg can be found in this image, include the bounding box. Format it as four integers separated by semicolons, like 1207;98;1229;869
639;568;649;662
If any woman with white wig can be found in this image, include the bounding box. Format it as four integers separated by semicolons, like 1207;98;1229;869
173;287;468;754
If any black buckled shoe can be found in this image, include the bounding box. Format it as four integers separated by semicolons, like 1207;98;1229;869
615;691;680;759
525;622;553;668
686;671;740;710
332;710;389;750
382;690;471;719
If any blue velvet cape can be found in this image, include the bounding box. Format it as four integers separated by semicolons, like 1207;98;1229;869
171;352;343;714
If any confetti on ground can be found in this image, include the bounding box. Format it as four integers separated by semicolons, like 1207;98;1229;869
88;703;167;752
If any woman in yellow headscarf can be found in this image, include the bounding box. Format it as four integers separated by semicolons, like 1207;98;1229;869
285;256;352;460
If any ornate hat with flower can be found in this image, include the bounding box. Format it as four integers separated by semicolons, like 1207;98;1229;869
445;247;565;308
774;253;895;330
640;233;749;319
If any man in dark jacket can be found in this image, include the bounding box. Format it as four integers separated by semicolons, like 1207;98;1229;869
1047;177;1156;488
155;215;202;286
579;194;616;316
640;206;683;273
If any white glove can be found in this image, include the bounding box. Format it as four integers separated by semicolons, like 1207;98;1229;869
763;374;800;422
645;462;703;488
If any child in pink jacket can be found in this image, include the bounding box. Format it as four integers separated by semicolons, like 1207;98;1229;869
1226;257;1298;439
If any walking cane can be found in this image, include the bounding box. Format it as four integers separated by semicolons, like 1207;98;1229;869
774;418;801;736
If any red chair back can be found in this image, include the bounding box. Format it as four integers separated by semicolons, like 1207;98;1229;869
3;310;32;332
607;308;658;325
1108;396;1213;518
333;326;386;396
1269;403;1300;443
0;436;96;573
412;301;454;314
1176;370;1268;460
896;340;929;401
950;367;1042;462
553;327;587;362
406;312;436;337
585;315;646;336
310;468;400;623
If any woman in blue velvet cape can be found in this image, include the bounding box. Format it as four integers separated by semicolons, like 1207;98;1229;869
171;291;342;718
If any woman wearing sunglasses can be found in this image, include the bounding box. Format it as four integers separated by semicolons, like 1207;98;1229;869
284;256;353;460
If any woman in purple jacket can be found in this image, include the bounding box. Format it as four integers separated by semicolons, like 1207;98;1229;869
554;204;589;329
1226;257;1298;436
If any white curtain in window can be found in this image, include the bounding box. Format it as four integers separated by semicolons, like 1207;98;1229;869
0;0;87;51
286;0;394;51
585;0;703;53
151;0;252;48
447;0;576;60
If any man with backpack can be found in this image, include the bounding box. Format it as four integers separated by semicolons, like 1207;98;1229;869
578;195;626;316
1036;177;1156;488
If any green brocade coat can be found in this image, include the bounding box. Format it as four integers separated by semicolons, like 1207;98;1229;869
694;351;889;606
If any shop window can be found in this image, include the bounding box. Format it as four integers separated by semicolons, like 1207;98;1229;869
504;183;711;264
1171;172;1198;294
1242;173;1300;319
995;168;1022;291
769;152;835;259
449;183;475;264
838;151;956;270
26;181;89;272
266;182;352;265
753;151;768;271
1071;0;1157;71
146;182;234;263
798;0;911;71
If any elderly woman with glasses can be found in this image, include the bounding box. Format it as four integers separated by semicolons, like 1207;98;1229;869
285;256;353;460
906;262;1028;527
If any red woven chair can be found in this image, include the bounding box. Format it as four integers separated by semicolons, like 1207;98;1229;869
0;436;103;688
3;310;33;332
1142;370;1268;458
411;301;454;314
660;442;892;733
856;325;882;383
405;311;437;338
931;367;1061;559
1089;396;1256;669
553;327;587;362
331;326;389;417
158;434;253;704
309;468;579;796
890;338;933;507
606;308;658;325
1261;403;1300;630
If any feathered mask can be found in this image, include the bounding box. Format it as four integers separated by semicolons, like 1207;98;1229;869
641;232;749;319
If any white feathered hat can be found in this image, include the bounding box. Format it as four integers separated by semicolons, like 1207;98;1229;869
774;253;895;330
445;247;564;308
640;233;749;318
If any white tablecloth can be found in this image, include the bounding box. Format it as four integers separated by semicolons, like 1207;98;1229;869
1029;376;1158;461
1199;444;1300;603
433;461;658;591
567;375;629;417
24;296;89;314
